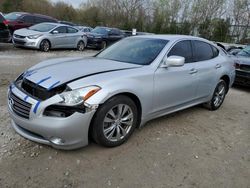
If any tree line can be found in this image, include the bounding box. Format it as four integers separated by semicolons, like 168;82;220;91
0;0;249;43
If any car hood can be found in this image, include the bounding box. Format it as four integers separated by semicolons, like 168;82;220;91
14;28;43;36
24;57;142;90
87;32;105;38
231;55;250;65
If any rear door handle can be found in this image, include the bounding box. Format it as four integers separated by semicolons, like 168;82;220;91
189;68;198;74
216;64;222;69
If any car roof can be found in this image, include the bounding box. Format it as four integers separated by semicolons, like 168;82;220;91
133;34;212;43
38;22;79;28
7;12;56;20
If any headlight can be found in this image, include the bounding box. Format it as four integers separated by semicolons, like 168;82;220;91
59;86;101;106
27;34;42;39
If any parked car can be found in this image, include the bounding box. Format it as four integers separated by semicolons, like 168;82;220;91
122;30;153;37
230;46;250;86
78;26;93;33
13;23;87;52
228;48;242;55
7;35;235;150
87;26;124;49
4;12;57;34
0;12;11;43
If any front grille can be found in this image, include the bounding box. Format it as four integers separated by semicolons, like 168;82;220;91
14;34;26;39
21;79;66;101
13;39;26;45
9;91;31;119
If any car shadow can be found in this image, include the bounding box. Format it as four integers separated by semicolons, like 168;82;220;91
233;85;250;92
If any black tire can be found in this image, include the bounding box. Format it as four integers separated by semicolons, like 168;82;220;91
204;80;227;111
91;95;138;147
77;41;85;51
40;39;50;52
101;41;107;49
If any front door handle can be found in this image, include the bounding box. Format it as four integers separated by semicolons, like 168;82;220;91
216;64;222;69
189;68;198;74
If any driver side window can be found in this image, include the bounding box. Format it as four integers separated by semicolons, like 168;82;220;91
168;40;193;63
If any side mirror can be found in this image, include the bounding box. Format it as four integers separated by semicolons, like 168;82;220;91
52;30;59;34
161;56;185;68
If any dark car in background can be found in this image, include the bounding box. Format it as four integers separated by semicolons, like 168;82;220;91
4;12;57;34
231;46;250;87
0;12;11;43
87;27;124;49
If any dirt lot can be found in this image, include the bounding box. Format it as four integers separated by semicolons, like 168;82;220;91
0;43;249;188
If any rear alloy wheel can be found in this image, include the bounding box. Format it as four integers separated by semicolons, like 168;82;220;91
101;41;107;49
91;95;138;147
40;39;50;52
204;80;227;111
77;41;85;51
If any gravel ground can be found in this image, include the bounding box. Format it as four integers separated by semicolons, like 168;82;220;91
0;43;249;188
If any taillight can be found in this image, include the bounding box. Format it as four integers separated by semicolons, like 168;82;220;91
3;20;9;26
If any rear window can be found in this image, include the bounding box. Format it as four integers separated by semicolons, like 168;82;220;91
35;16;56;24
4;12;22;21
67;27;78;33
193;41;214;62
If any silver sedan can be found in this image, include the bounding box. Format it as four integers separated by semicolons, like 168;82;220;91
8;35;235;150
12;23;87;52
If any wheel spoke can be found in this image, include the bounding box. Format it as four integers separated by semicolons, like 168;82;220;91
104;124;116;135
219;87;225;95
119;125;126;136
121;105;129;117
116;126;121;140
104;117;114;123
117;104;124;118
108;108;117;119
121;113;133;122
107;127;116;139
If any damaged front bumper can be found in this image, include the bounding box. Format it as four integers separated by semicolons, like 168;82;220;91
8;85;97;150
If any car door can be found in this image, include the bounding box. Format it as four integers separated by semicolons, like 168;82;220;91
50;26;68;48
108;29;122;44
154;40;198;112
192;40;221;98
66;27;79;48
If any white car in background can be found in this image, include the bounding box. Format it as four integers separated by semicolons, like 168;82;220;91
13;22;87;52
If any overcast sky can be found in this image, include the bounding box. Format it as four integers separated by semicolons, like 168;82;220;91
50;0;87;8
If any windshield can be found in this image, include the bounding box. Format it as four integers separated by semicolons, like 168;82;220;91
29;23;57;32
97;37;168;65
4;12;22;21
237;46;250;57
91;27;110;35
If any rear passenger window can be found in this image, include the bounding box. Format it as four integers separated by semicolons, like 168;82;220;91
193;41;214;62
67;27;78;33
168;40;193;63
22;15;34;23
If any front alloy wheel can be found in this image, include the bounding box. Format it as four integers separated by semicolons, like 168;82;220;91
103;104;134;142
40;39;50;52
91;95;138;147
